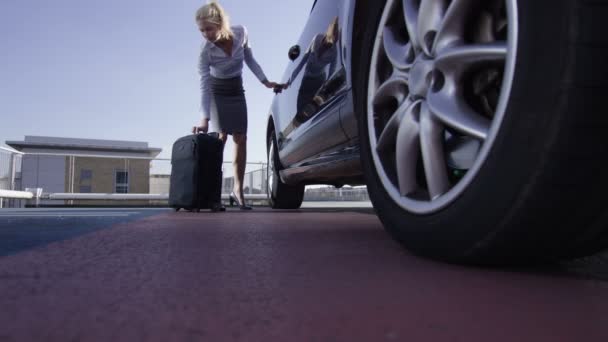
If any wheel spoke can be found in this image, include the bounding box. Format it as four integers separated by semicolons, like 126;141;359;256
395;102;422;196
476;11;495;43
419;103;450;199
427;90;490;140
433;0;476;54
402;0;421;51
417;0;449;55
373;71;409;107
383;27;414;71
268;141;276;195
377;98;415;152
435;42;507;75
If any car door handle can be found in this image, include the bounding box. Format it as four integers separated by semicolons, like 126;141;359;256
288;45;301;61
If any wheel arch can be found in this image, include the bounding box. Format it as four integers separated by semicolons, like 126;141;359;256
348;0;373;90
266;113;275;154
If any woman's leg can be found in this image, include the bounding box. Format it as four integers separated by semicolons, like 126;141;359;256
232;133;247;202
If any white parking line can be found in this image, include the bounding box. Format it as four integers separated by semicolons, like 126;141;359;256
0;212;139;218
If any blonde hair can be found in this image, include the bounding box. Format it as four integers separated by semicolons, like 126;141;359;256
195;1;233;41
324;17;340;45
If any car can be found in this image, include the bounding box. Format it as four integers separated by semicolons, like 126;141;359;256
265;0;608;265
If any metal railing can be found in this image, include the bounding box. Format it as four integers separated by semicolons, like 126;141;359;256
0;149;271;207
0;147;24;208
0;149;369;208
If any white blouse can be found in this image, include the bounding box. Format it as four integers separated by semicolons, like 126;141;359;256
198;25;268;119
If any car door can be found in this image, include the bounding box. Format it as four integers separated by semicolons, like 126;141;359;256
274;0;349;167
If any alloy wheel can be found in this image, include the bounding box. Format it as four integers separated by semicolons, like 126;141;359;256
367;0;518;214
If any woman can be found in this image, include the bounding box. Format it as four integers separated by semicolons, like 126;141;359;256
282;17;340;138
192;1;281;210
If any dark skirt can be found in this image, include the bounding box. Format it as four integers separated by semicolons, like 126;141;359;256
210;76;248;135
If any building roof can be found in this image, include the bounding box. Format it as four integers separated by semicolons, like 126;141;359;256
6;136;162;158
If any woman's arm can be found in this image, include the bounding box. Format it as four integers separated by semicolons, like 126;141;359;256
287;34;322;86
242;27;269;84
199;46;211;121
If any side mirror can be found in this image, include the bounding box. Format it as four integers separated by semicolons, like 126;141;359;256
288;45;301;61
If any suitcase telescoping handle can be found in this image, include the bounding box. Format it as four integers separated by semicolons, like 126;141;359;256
191;124;219;137
191;129;219;139
193;131;221;141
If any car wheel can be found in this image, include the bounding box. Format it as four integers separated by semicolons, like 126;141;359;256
267;131;305;209
355;0;608;264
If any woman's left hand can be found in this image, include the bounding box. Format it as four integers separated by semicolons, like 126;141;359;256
263;80;279;89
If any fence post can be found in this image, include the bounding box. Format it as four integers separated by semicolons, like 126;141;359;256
70;156;75;206
262;165;267;195
249;172;253;194
8;153;17;208
8;153;14;191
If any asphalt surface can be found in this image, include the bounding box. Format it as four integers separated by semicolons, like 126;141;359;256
0;207;607;341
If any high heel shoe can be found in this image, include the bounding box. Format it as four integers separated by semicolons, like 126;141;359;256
229;192;252;210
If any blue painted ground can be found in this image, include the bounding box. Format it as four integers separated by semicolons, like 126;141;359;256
0;208;168;256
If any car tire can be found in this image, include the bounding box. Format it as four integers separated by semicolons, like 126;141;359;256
355;0;608;264
267;131;305;209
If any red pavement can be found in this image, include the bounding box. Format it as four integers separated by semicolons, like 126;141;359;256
0;209;607;341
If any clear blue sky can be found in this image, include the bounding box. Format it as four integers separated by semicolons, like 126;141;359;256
0;0;313;165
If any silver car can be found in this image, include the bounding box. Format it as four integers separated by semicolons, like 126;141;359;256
266;0;608;264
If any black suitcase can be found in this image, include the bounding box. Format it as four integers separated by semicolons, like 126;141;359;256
169;133;224;212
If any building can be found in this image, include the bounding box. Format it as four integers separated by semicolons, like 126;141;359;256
6;136;161;206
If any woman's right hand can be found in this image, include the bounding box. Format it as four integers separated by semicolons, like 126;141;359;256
273;83;289;94
192;118;209;134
